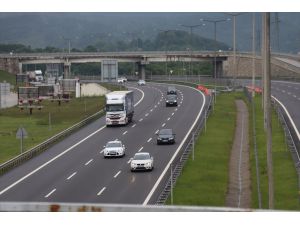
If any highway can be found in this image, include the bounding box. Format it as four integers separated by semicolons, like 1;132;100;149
271;81;300;140
0;82;206;204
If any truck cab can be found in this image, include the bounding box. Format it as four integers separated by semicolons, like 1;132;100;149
105;91;134;126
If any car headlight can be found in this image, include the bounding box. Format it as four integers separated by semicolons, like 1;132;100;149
145;162;151;167
174;100;177;102
169;137;174;140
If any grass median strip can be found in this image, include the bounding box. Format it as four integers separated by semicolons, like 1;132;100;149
167;92;239;206
249;96;300;210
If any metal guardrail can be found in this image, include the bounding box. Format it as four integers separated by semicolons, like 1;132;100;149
0;110;104;176
271;98;300;203
0;201;264;212
155;87;213;205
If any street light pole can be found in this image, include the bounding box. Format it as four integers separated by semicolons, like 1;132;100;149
263;12;274;209
180;24;205;77
200;18;229;102
225;13;245;86
159;29;172;76
252;13;256;97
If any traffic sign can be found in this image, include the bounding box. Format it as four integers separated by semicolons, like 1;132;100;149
16;127;28;139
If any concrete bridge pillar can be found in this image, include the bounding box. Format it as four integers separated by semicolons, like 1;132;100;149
64;61;71;79
138;64;146;80
216;61;223;77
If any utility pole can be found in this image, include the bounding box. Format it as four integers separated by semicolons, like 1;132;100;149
263;12;274;209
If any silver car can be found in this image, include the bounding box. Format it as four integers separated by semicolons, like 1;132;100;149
137;80;146;85
130;152;153;171
103;140;125;158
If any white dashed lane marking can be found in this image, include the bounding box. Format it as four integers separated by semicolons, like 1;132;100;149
172;112;175;116
145;113;149;117
85;159;93;165
45;189;56;198
155;129;159;134
162;123;166;127
67;172;77;180
123;131;128;135
132;124;136;128
138;146;144;152
147;138;152;143
167;117;170;121
100;149;104;154
114;171;121;178
139;118;143;122
97;187;106;196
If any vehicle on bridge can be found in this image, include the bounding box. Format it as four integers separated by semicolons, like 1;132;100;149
103;140;125;158
137;80;146;86
105;91;134;126
117;77;127;83
130;152;154;172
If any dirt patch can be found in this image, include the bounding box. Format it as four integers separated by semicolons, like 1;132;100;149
225;100;251;208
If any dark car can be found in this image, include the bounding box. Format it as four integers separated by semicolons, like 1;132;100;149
165;94;177;107
157;129;175;145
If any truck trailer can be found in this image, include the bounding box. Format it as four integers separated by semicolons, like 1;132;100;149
105;91;134;126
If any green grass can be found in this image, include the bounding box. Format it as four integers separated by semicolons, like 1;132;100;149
168;91;299;210
167;92;242;206
0;75;125;164
249;96;300;210
0;70;16;86
0;96;105;164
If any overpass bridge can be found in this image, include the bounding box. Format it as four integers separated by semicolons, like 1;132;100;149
0;51;300;80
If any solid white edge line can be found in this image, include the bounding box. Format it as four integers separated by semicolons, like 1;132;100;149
114;171;121;178
67;172;77;180
143;82;206;205
85;159;93;166
45;188;56;198
97;187;106;196
272;95;300;141
0;85;146;196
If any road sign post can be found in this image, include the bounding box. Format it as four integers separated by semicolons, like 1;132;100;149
16;127;28;154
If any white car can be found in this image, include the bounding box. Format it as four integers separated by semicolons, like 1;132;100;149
137;80;146;86
117;77;127;83
130;152;153;171
103;140;125;158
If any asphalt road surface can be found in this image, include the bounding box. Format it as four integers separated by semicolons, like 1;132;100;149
0;82;206;205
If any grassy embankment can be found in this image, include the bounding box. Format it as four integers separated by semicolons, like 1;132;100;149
249;96;300;210
0;70;124;164
168;92;299;210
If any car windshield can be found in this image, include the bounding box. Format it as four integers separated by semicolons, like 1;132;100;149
106;104;124;112
133;154;150;160
106;142;122;148
167;95;177;100
159;129;172;135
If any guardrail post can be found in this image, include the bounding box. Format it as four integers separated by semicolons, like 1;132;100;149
170;164;173;205
192;132;195;161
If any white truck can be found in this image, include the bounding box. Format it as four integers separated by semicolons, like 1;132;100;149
105;91;134;126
